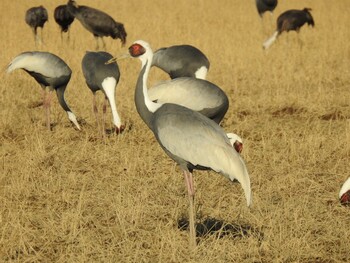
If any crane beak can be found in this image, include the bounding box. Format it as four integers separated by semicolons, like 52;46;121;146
105;53;131;64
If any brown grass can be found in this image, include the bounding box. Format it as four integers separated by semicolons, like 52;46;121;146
1;0;350;262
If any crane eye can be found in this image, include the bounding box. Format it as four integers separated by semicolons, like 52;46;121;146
129;44;145;57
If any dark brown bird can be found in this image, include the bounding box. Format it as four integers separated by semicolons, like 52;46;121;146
263;8;315;49
54;5;75;41
67;0;127;50
25;5;48;45
255;0;278;18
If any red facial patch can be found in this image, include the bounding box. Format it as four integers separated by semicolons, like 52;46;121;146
340;191;350;206
234;141;243;154
129;43;146;57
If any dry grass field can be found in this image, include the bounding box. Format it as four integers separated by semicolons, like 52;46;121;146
1;0;350;262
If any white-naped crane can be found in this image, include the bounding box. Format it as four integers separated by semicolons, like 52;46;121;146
54;4;75;41
152;44;210;80
255;0;278;18
339;177;350;206
82;51;124;135
7;51;81;131
114;40;252;248
148;77;229;124
67;0;127;50
263;8;315;49
25;5;48;46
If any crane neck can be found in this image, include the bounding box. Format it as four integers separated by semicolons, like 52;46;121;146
55;86;71;112
134;52;162;130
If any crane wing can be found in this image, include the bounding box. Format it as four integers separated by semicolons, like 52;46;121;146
149;78;225;111
153;104;252;206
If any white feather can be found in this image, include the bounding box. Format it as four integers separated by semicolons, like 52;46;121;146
263;31;279;49
102;77;121;128
195;66;208;80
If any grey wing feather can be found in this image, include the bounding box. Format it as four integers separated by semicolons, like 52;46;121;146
149;78;226;111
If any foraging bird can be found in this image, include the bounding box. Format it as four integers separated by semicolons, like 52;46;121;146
339;177;350;206
82;51;124;134
7;51;81;131
67;0;127;50
152;45;210;80
25;6;48;45
255;0;278;18
263;8;315;49
54;4;75;41
127;40;251;247
148;77;229;124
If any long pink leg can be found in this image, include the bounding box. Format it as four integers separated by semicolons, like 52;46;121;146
93;93;99;125
183;170;196;248
102;96;107;135
43;89;52;130
93;93;103;137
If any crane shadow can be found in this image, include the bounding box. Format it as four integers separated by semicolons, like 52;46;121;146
178;217;263;242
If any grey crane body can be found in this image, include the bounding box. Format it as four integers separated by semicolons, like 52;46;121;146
67;0;127;49
7;51;80;130
152;45;210;79
255;0;278;17
82;51;120;92
82;51;123;133
131;40;251;246
54;5;75;33
263;8;315;49
25;6;48;44
148;77;228;124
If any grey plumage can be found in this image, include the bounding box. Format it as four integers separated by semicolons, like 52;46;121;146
67;0;127;50
148;77;228;124
25;5;48;45
7;51;80;130
263;8;315;49
82;51;124;134
152;45;210;79
130;40;251;247
255;0;278;17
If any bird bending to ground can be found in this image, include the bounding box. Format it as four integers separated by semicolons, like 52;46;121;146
152;44;210;79
339;177;350;205
67;0;127;50
25;6;48;46
82;51;124;135
255;0;278;18
7;51;81;131
54;4;75;42
120;40;252;247
263;8;315;49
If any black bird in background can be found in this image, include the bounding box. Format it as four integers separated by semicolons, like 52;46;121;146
25;6;48;46
255;0;278;18
66;0;127;50
263;8;315;49
54;5;75;42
